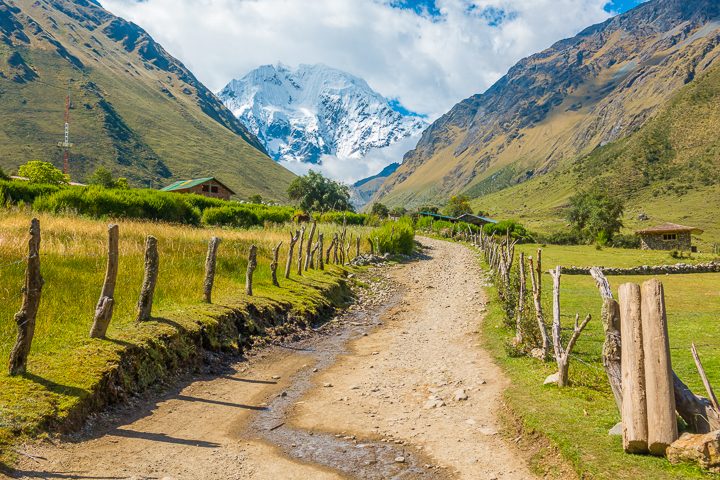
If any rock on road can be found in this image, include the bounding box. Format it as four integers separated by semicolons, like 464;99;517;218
11;237;535;480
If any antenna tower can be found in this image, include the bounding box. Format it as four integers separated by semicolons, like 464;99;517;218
58;90;73;175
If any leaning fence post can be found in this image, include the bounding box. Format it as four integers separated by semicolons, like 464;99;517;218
90;224;120;338
202;237;221;303
618;283;648;454
318;233;324;270
285;230;300;279
271;241;282;287
368;237;374;255
136;236;159;322
297;225;306;276
8;218;43;376
641;279;678;456
304;221;316;271
246;244;258;296
356;236;360;258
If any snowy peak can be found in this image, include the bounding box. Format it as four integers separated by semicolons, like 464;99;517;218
218;64;427;164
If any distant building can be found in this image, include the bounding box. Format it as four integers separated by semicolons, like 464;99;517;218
160;177;235;200
418;211;498;226
636;223;703;252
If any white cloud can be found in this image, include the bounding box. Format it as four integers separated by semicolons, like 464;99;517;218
100;0;617;119
280;134;420;185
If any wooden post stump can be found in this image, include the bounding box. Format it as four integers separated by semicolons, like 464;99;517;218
8;218;43;376
618;283;648;454
202;236;220;303
641;279;678;456
285;230;300;279
246;245;257;296
90;224;120;338
271;241;282;287
136;236;159;322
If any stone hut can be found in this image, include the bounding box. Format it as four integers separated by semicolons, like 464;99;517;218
636;223;703;252
160;177;235;201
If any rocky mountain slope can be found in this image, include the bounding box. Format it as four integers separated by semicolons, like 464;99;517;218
349;162;399;209
218;64;426;165
374;0;720;209
0;0;294;199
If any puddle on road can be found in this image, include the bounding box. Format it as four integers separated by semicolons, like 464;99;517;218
245;286;449;479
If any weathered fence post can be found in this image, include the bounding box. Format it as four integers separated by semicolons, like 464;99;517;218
333;233;340;264
202;236;221;304
297;225;306;276
318;233;324;271
528;256;550;360
589;267;623;413
356;236;360;258
90;224;120;338
285;230;300;279
8;218;43;376
304;221;316;271
641;279;678;456
515;252;526;344
368;237;374;255
618;283;648;454
548;266;591;387
271;241;282;287
246;245;257;296
136;236;159;322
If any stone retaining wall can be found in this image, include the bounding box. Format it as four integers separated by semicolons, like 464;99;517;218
561;262;720;276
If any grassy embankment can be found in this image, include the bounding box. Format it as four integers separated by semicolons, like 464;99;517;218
0;210;375;464
480;244;720;479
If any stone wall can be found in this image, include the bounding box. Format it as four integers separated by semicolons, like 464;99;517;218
562;262;720;276
640;232;692;251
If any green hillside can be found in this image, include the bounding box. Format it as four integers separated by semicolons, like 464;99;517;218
477;62;720;246
0;0;294;201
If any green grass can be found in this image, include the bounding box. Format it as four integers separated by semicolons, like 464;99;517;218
480;243;720;479
0;210;374;463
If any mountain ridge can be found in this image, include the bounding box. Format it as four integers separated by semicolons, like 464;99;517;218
218;63;426;166
374;0;720;208
0;0;292;199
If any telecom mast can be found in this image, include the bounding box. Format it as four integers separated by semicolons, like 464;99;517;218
58;91;73;175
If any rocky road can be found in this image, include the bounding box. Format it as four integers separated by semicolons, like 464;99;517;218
11;237;535;480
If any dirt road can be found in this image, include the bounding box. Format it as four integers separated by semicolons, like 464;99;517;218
11;237;535;480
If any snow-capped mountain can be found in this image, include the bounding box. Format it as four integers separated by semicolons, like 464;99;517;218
218;64;427;166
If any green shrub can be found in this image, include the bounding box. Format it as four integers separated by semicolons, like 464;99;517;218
415;216;433;230
0;180;62;205
201;205;260;228
33;187;201;224
483;220;532;242
313;211;367;225
247;204;294;224
610;234;641;249
371;219;415;255
536;230;582;245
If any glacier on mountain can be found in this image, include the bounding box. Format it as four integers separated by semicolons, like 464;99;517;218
217;64;427;178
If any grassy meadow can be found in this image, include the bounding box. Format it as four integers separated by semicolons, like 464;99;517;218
0;209;373;460
480;243;720;479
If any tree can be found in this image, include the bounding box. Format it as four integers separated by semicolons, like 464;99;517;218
88;166;129;189
371;202;389;218
567;188;624;243
0;166;8;181
476;208;490;218
18;161;68;185
88;166;115;188
443;195;473;217
418;205;439;214
248;194;263;204
287;170;352;213
390;206;407;217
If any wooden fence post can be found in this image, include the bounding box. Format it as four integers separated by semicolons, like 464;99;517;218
90;224;120;338
285;230;300;279
271;241;282;287
515;252;526;344
368;237;374;255
318;233;324;271
304;221;316;271
618;283;648;454
333;233;340;264
136;236;159;322
528;256;550;360
8;218;43;376
356;236;360;258
202;236;221;304
297;225;306;276
641;279;678;456
589;267;623;413
246;245;257;296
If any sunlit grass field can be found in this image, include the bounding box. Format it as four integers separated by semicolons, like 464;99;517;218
482;243;720;479
0;209;372;459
